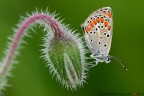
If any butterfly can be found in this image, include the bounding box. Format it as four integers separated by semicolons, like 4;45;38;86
81;7;127;70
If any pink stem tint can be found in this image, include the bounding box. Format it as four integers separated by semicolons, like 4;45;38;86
0;14;64;77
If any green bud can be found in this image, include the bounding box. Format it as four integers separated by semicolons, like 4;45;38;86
43;29;87;90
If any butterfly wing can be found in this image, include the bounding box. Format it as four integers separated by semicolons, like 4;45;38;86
82;7;113;57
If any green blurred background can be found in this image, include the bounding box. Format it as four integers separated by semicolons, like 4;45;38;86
0;0;144;96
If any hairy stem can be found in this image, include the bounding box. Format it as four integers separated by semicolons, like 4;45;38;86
0;14;64;77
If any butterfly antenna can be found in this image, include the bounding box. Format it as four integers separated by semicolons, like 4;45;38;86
111;56;128;70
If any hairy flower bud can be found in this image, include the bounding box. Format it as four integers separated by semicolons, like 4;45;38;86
43;28;87;89
0;9;88;91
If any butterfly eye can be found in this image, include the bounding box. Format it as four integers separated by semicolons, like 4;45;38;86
106;57;111;63
107;58;110;61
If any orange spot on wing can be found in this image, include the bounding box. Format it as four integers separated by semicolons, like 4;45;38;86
103;11;107;16
96;18;101;22
86;26;91;32
108;12;112;18
108;25;111;30
101;18;104;23
104;21;108;27
90;22;94;27
92;20;97;24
